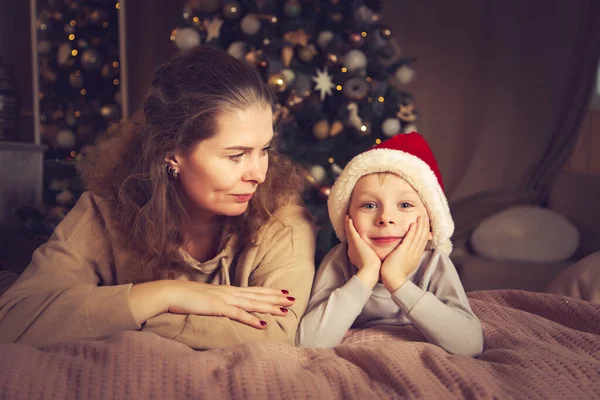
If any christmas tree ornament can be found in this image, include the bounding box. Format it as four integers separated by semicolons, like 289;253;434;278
101;62;119;79
354;5;378;26
222;1;242;19
342;77;369;101
174;27;201;50
99;104;120;122
394;65;415;85
309;164;327;184
244;49;264;67
319;185;332;197
283;0;302;18
325;53;339;66
379;25;392;39
57;43;75;68
89;9;108;25
56;129;76;149
240;14;261;36
281;45;294;67
343;50;367;74
313;119;330;140
227;41;247;59
312;67;334;101
330;120;344;137
284;29;311;47
80;49;103;71
204;16;224;41
298;44;317;63
381;117;401;137
396;101;418;122
347;102;370;135
348;32;365;48
317;30;335;49
267;72;287;93
280;69;296;85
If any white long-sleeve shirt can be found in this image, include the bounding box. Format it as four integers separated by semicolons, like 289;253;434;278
297;243;483;356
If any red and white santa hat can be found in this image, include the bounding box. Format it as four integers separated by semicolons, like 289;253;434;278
327;132;454;255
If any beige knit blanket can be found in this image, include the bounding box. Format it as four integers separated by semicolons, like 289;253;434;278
0;290;598;399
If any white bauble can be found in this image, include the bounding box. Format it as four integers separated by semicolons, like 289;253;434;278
309;165;327;184
56;129;76;149
394;65;415;84
471;206;579;263
317;30;334;49
240;15;261;35
174;27;201;50
343;50;367;74
227;41;247;59
281;69;296;84
381;118;400;137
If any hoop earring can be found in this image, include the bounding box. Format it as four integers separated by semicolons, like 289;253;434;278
166;165;179;179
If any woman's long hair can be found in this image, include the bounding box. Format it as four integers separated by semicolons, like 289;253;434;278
78;46;304;281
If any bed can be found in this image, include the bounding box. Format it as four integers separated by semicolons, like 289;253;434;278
0;273;598;399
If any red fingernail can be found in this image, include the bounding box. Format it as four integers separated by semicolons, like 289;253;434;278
287;297;295;301
281;290;289;294
260;320;267;326
280;307;288;313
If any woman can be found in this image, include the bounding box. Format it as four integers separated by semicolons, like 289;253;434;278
0;46;316;349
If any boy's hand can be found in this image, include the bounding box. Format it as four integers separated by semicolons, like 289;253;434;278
346;216;381;289
381;216;430;293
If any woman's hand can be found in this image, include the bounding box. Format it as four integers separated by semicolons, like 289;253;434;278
346;216;381;289
129;281;295;329
380;216;430;293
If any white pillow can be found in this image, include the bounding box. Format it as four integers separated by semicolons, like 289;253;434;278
471;206;579;263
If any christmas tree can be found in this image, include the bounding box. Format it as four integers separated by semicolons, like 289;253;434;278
172;0;419;258
32;0;122;233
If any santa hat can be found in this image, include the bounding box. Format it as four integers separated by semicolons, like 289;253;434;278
327;132;454;255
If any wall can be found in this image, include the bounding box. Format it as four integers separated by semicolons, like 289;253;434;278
564;109;600;175
123;0;182;117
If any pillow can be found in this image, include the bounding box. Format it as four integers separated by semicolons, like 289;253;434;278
470;206;579;263
545;251;600;303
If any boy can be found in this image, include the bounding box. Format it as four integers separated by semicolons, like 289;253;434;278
297;133;483;356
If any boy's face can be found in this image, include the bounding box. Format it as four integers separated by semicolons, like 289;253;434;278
348;173;432;261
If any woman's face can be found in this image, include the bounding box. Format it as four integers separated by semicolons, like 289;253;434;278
171;103;273;220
